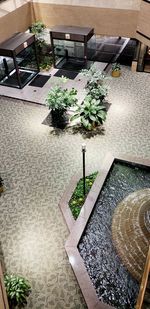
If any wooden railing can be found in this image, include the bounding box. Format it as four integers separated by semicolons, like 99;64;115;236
0;262;9;309
135;246;150;309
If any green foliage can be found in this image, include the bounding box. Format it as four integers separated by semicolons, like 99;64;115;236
46;86;77;111
87;84;108;101
112;63;121;71
82;64;109;102
4;274;31;308
30;21;52;71
71;95;107;130
39;55;53;71
69;172;98;219
30;21;46;36
82;64;108;86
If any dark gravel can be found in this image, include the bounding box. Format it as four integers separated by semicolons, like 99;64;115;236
78;161;150;309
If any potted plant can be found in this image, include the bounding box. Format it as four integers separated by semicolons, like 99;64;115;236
86;83;108;102
81;64;109;102
46;86;77;129
71;95;107;131
30;21;52;70
4;274;31;308
82;64;107;86
0;176;4;193
111;63;121;77
30;21;46;36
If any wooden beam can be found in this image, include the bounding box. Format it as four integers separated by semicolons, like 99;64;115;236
135;246;150;309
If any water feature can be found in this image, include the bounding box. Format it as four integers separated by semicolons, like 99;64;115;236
78;160;150;309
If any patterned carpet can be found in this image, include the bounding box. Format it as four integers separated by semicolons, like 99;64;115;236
0;66;150;309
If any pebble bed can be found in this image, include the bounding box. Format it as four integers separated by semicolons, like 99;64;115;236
78;161;150;309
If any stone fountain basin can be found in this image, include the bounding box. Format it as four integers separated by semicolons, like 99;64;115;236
59;154;150;309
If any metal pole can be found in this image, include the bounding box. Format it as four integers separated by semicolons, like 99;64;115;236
82;144;86;196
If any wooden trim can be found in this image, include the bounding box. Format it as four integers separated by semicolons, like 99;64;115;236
0;263;9;309
136;30;150;41
135;246;150;309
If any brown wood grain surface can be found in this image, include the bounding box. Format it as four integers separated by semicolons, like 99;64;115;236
135;246;150;309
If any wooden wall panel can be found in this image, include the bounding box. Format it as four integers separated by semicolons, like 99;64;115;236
31;3;139;37
137;1;150;44
0;3;32;43
136;32;150;48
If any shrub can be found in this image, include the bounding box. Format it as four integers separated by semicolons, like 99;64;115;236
69;172;98;219
71;95;107;130
81;64;107;85
4;274;31;308
46;86;77;111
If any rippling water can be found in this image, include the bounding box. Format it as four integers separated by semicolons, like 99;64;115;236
78;161;150;309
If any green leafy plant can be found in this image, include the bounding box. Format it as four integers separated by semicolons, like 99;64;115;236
4;274;31;308
30;21;52;70
39;55;53;71
30;21;46;36
82;64;109;95
112;63;121;71
46;84;77;129
82;64;109;102
82;64;107;85
87;84;108;101
71;95;107;130
69;172;98;219
46;86;77;111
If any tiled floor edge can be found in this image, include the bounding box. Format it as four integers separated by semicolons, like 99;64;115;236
0;94;47;107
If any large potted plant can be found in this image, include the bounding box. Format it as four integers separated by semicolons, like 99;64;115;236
71;95;107;131
111;63;121;77
46;86;77;129
4;274;31;309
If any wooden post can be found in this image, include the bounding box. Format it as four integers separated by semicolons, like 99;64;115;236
135;246;150;309
0;262;9;309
